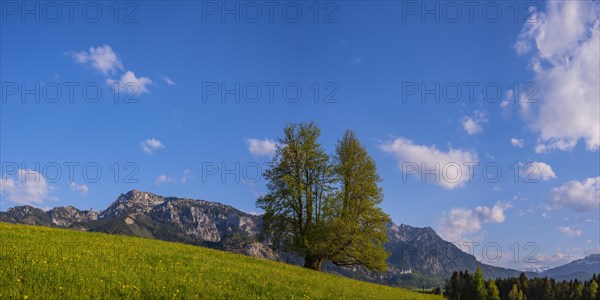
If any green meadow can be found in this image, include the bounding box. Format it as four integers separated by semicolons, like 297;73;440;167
0;222;441;299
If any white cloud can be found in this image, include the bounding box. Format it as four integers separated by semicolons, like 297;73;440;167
462;118;482;135
500;91;512;106
68;45;124;75
69;45;154;94
379;137;478;189
69;182;88;195
0;170;55;206
246;138;277;157
558;226;582;237
107;71;153;94
585;246;600;255
547;177;600;213
140;138;164;154
529;252;583;270
500;90;520;118
519;161;557;181
461;111;488;135
436;202;511;242
534;139;578;154
511;138;525;148
515;1;600;152
163;76;176;86
155;170;193;185
181;169;192;183
474;203;509;223
155;175;176;185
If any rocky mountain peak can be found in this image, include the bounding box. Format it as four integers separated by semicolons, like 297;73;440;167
2;206;50;225
387;222;439;243
100;190;165;218
48;206;97;228
122;190;163;203
576;254;600;265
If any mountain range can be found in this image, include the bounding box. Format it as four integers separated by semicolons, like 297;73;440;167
541;254;600;281
1;190;596;287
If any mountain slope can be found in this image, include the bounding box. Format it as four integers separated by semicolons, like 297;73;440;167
0;222;441;299
1;190;277;259
383;223;532;279
541;254;600;281
0;190;540;286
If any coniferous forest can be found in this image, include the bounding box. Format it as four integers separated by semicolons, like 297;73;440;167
444;268;599;300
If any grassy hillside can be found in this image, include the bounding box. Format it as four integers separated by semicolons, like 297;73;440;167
0;222;442;299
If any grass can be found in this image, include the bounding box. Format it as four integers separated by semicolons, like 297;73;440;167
0;222;442;299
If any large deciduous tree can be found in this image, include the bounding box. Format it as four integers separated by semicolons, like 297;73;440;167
326;130;390;271
257;123;390;271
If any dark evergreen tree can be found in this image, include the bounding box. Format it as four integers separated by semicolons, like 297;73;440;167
472;268;487;300
486;279;501;300
588;279;598;300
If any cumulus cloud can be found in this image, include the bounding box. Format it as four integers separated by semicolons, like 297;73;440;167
461;111;488;135
155;175;176;185
0;170;55;206
246;138;277;157
155;170;193;185
534;139;578;154
436;202;511;242
379;137;478;189
547;177;600;213
107;71;153;94
558;226;582;237
519;161;557;181
140;138;164;154
69;182;89;195
462;118;482;135
68;45;124;75
515;1;600;152
511;138;525;148
69;45;154;94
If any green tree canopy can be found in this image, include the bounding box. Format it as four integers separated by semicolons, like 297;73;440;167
588;280;598;300
257;123;390;271
325;130;390;271
486;279;501;300
473;268;487;300
508;284;523;300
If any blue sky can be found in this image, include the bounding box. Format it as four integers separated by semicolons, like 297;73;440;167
1;1;599;271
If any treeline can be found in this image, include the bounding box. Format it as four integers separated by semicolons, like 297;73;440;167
444;268;600;300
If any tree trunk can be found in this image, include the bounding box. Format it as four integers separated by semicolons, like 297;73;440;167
304;257;324;271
